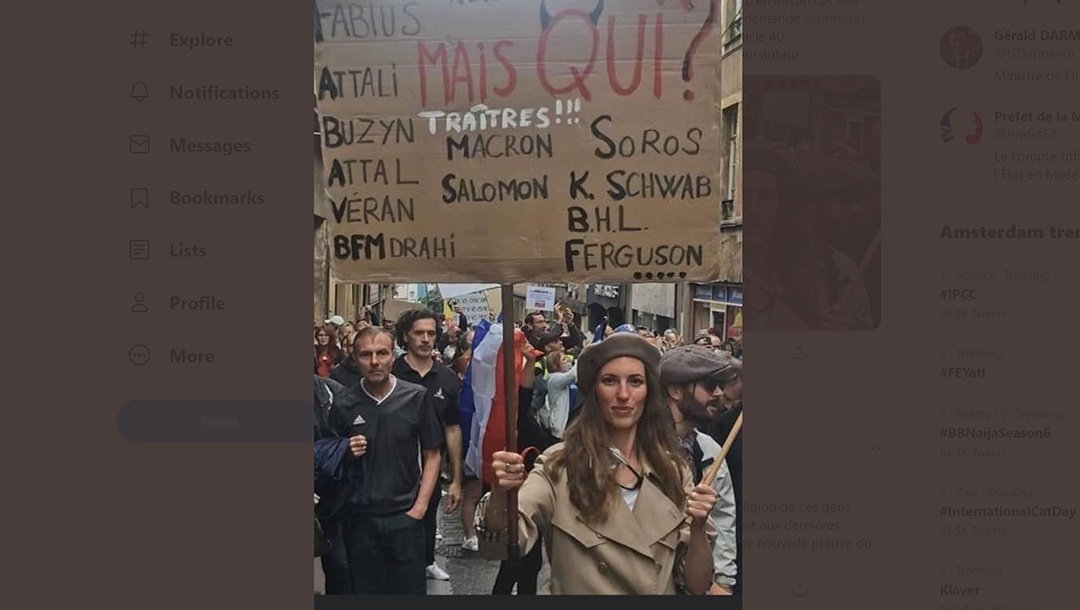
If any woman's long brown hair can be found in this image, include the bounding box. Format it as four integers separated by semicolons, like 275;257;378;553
545;359;687;525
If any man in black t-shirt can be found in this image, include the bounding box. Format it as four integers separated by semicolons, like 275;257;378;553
393;309;462;581
330;327;443;594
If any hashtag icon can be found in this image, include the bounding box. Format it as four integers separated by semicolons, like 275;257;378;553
940;506;948;517
940;289;949;299
130;29;148;49
940;428;948;438
940;368;948;378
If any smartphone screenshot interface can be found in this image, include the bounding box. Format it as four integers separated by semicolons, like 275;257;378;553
14;0;1077;608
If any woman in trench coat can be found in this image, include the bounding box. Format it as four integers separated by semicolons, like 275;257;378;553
484;334;719;595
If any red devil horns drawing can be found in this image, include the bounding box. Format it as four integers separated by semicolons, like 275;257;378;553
540;0;605;30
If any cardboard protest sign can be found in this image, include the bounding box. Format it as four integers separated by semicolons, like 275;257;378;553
315;0;721;283
484;286;503;319
382;298;424;322
455;291;492;326
438;283;500;301
526;285;556;311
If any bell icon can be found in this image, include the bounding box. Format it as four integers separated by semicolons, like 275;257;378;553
130;81;149;101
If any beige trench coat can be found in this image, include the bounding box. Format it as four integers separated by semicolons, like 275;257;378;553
513;443;713;595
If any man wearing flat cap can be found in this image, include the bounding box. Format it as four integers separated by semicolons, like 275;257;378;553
660;346;739;595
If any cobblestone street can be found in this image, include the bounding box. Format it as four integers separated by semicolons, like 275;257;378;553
316;491;550;595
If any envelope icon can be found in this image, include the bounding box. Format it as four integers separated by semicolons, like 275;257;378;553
129;135;150;154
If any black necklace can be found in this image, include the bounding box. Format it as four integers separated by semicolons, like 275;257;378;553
609;448;643;491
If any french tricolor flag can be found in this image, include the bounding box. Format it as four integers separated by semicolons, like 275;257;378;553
462;320;525;484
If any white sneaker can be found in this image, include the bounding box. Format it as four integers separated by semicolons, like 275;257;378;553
462;535;479;552
426;563;450;581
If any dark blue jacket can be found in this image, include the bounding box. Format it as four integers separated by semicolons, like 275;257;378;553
314;437;354;520
314;376;356;520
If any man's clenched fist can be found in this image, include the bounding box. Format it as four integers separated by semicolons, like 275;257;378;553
349;435;368;458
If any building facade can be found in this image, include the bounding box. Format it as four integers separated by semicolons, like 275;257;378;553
689;282;743;339
678;0;743;341
630;283;677;333
586;283;629;331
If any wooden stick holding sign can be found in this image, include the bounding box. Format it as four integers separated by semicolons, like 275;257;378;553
500;284;520;564
699;412;743;486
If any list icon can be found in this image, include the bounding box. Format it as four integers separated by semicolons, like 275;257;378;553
130;188;148;208
129;239;150;260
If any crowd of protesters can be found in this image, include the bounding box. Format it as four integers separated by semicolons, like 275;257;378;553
314;302;744;595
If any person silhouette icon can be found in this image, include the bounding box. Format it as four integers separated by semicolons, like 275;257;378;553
131;292;148;313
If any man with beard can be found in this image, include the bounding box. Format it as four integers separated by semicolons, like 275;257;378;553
708;357;742;418
706;353;744;595
392;309;463;582
659;346;738;595
524;310;585;352
522;312;548;349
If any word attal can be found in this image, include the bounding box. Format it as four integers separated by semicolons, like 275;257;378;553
326;158;419;188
